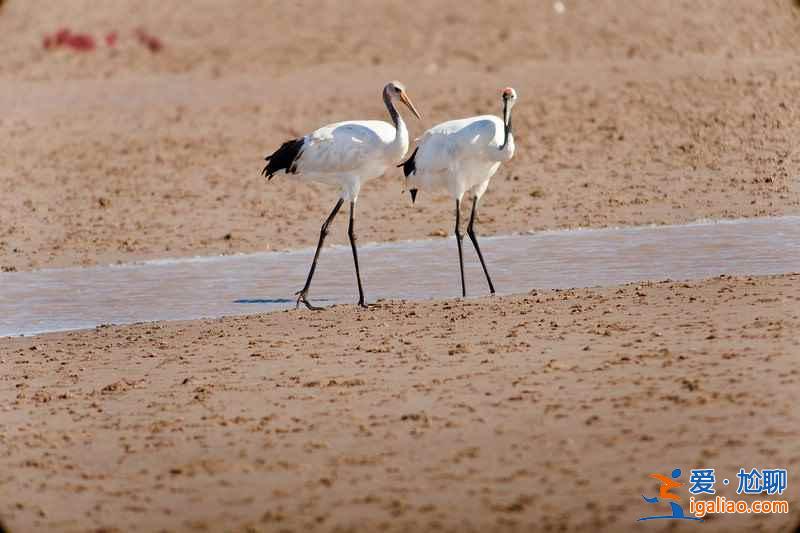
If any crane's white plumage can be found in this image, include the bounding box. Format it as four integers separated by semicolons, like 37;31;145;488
290;119;410;201
264;83;420;202
262;81;421;309
405;101;515;201
401;87;518;297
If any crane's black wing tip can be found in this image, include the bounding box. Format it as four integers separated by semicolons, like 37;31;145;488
398;146;419;177
261;137;305;180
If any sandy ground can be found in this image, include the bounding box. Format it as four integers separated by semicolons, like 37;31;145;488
2;2;800;532
2;1;800;270
1;274;799;532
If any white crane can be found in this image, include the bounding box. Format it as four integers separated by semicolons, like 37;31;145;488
400;87;517;297
262;81;422;310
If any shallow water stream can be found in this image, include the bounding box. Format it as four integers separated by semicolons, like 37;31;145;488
1;216;798;337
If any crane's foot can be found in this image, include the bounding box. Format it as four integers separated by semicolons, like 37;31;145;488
295;289;323;311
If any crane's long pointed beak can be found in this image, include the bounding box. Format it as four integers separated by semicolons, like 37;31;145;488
400;92;422;120
410;188;418;204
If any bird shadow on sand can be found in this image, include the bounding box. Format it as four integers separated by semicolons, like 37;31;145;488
234;298;331;304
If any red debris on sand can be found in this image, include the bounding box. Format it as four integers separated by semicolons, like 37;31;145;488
135;28;163;53
43;27;96;52
54;28;72;46
43;27;163;53
146;36;163;53
66;33;95;51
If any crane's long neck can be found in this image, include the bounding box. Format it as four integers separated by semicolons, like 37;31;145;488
383;88;409;159
500;99;513;151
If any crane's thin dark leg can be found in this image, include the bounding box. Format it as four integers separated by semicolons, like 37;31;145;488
296;198;344;310
455;199;466;297
348;201;367;308
467;196;495;294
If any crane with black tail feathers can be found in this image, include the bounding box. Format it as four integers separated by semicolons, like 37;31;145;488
262;81;422;310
